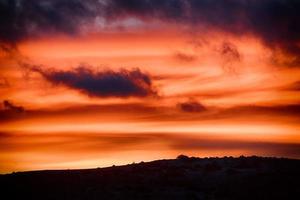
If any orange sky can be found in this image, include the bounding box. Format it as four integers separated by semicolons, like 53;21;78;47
1;3;300;173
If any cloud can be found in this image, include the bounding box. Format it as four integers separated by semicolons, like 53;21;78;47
30;65;157;98
106;0;300;65
3;100;24;113
1;0;300;65
178;99;207;113
283;81;300;91
0;100;25;122
218;41;241;72
213;104;300;120
104;0;300;66
168;136;300;158
1;132;300;159
0;0;98;45
0;100;300;124
174;51;197;62
219;42;240;60
0;77;9;88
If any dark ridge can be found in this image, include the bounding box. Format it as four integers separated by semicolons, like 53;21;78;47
1;155;300;200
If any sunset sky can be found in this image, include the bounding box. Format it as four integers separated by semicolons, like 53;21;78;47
1;0;300;173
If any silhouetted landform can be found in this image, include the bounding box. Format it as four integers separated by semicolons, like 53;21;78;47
1;155;300;200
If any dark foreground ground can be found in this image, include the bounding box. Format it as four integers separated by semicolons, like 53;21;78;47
1;155;300;200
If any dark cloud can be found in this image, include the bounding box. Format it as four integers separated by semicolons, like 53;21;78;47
0;100;300;124
178;99;207;113
176;102;300;121
1;0;300;65
220;104;300;117
30;65;157;98
283;81;300;91
0;0;99;45
0;102;186;124
2;100;24;113
201;104;300;123
103;0;300;66
174;51;197;62
219;42;240;60
218;41;241;72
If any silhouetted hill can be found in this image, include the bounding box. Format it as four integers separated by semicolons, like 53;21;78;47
1;155;300;200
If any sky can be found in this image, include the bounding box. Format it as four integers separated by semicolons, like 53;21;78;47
1;0;300;173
